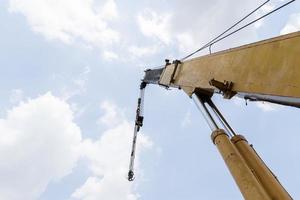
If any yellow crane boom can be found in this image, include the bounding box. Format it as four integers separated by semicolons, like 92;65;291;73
141;31;300;199
145;31;300;107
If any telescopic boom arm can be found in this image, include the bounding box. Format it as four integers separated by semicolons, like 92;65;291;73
144;31;300;107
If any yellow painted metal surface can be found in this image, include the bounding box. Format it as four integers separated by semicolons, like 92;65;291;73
211;129;271;200
159;31;300;98
158;32;299;199
231;135;292;200
211;130;293;199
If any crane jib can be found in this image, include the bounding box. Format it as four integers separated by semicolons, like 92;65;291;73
146;31;300;108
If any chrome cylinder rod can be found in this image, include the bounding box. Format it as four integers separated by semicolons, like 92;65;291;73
192;94;219;131
207;99;236;137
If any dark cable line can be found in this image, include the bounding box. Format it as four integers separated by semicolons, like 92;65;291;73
180;0;295;61
144;0;295;70
202;0;296;54
181;0;270;61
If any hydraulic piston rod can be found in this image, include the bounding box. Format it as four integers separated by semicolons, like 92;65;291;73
193;95;292;200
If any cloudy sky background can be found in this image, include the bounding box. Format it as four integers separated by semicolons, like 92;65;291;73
1;0;300;199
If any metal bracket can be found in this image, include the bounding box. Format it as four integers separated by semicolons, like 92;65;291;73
157;59;172;89
209;79;236;99
170;60;181;84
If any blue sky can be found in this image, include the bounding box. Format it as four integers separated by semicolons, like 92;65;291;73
0;0;300;199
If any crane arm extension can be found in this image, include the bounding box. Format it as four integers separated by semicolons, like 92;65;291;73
128;82;147;181
144;31;300;107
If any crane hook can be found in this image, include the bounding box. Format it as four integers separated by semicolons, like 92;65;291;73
128;170;135;181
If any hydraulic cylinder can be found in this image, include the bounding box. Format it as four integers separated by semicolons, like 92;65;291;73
231;135;292;200
211;129;271;200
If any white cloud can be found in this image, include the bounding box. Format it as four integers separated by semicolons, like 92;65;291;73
100;0;118;20
281;13;300;35
137;9;172;45
128;45;159;58
0;92;82;200
176;32;198;54
59;66;91;100
260;3;275;13
72;175;138;200
8;0;120;48
255;101;283;112
97;100;124;127
181;110;192;128
232;97;282;112
72;101;152;200
102;50;119;61
9;89;24;104
0;92;152;200
74;66;91;90
70;102;89;119
254;3;275;29
233;96;246;107
136;1;261;57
